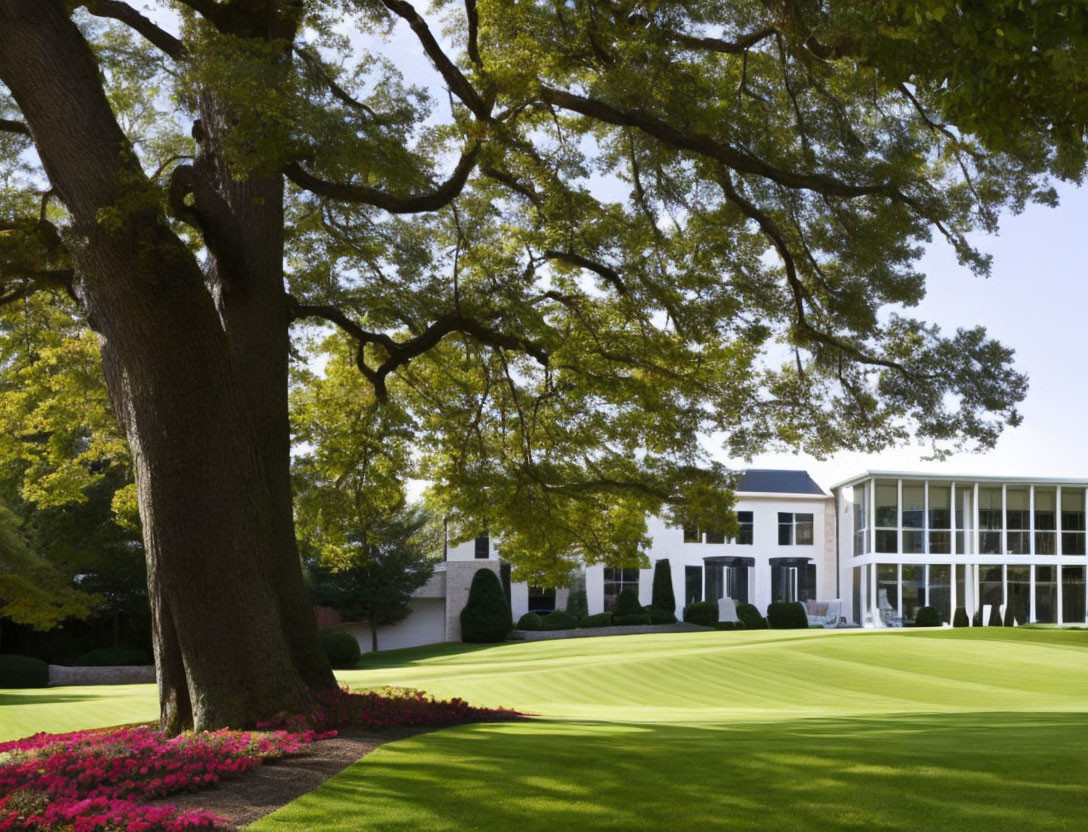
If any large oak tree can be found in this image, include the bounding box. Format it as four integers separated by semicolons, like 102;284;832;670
0;0;1079;731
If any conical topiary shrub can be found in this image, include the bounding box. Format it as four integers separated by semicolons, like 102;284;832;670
460;568;512;643
565;571;589;621
613;586;643;617
987;605;1003;627
952;606;969;628
651;559;676;615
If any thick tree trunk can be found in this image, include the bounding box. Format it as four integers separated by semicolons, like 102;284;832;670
0;1;320;731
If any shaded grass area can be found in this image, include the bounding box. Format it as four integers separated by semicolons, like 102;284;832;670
0;684;157;740
254;713;1088;831
259;628;1088;831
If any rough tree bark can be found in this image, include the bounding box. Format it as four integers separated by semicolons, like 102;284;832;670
0;1;333;731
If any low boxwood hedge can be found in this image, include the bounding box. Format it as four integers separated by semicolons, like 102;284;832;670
767;601;808;629
683;601;719;627
646;606;677;625
540;610;579;630
913;606;942;627
612;613;651;626
736;603;768;630
0;655;49;688
715;621;745;631
578;612;613;628
517;612;543;631
75;647;150;667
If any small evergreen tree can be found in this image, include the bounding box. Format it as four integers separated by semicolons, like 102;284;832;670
952;607;969;628
988;605;1004;627
651;559;676;615
460;569;512;643
565;572;589;621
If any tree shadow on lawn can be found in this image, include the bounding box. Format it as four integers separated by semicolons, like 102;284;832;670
0;690;134;707
352;641;521;670
255;711;1088;832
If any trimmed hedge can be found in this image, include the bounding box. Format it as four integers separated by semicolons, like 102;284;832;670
736;602;768;630
613;587;643;617
578;612;613;628
646;606;677;625
540;610;579;630
319;631;362;668
913;606;942;627
715;621;745;631
612;613;651;626
683;601;719;627
0;655;49;688
1004;606;1017;627
987;605;1004;627
74;647;150;667
517;612;543;631
767;601;808;629
952;606;969;628
460;568;513;643
651;559;676;615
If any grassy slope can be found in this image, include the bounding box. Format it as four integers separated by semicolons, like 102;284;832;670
255;629;1088;831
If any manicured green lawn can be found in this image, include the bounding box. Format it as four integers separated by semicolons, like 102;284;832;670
255;628;1088;831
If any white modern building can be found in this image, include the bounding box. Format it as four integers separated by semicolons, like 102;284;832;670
833;471;1088;627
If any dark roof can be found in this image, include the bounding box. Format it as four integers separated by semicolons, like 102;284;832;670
736;469;826;496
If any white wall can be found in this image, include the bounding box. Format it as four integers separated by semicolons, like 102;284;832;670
340;597;446;654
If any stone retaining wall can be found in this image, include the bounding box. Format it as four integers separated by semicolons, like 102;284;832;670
511;622;710;641
49;665;155;686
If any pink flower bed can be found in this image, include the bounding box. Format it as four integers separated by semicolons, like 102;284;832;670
0;689;523;831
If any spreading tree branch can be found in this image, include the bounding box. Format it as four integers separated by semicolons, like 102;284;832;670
284;144;480;213
665;25;776;54
379;0;491;120
0;118;29;136
543;249;628;295
289;298;549;401
82;1;187;60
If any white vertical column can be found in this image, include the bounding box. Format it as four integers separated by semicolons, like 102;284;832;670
897;479;903;556
1001;483;1008;556
973;564;980;625
897;563;903;618
949;560;957;623
1002;564;1008;621
973;482;980;555
951;482;957;556
868;478;876;553
1029;484;1035;556
1029;563;1036;623
924;480;930;555
1058;564;1064;625
1057;485;1063;556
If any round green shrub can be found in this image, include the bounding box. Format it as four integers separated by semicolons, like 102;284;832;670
540;610;579;630
913;606;942;627
517;612;543;631
0;655;49;688
987;605;1004;627
578;612;613;628
767;601;808;629
683;601;719;627
736;602;768;630
75;647;150;667
612;613;651;626
952;606;969;628
646;606;677;625
460;568;512;643
319;630;362;668
613;587;643;617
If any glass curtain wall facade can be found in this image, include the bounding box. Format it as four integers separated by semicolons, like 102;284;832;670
848;476;1088;626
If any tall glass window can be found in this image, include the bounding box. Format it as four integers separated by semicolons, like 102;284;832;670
1006;488;1030;554
928;564;951;623
978;565;1003;622
1035;488;1057;555
603;568;639;611
1007;566;1029;625
684;566;702;606
955;564;966;616
778;513;813;546
704;528;725;544
901;565;924;624
1063;566;1086;624
902;484;924;554
1035;565;1057;624
979;487;1002;554
853;483;869;556
474;534;490;559
928;485;951;554
877;564;898;623
683;527;700;543
955;484;970;554
875;481;898;553
1062;490;1086;555
734;511;753;545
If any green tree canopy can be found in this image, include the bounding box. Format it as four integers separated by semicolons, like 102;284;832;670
0;0;1082;729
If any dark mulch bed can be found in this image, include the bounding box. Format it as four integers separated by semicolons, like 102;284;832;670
147;726;430;828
